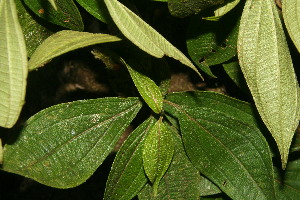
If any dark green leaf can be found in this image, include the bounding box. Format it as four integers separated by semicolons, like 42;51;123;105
222;58;248;91
2;97;142;188
139;124;201;199
186;7;240;77
143;118;174;195
15;0;53;57
75;0;110;23
104;116;156;200
23;0;83;31
275;158;300;199
168;0;224;18
199;175;222;196
163;91;276;200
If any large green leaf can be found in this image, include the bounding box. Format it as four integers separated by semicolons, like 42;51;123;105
75;0;109;23
28;30;121;70
23;0;83;31
15;0;53;57
2;97;142;188
104;116;156;200
168;0;224;18
103;0;202;78
47;0;57;10
282;0;300;53
0;0;28;128
142;118;174;195
138;124;201;200
275;158;300;199
237;0;300;169
187;8;240;77
163;91;276;200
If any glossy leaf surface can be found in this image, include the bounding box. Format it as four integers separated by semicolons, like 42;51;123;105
24;0;83;31
142;119;174;195
164;91;276;200
104;0;202;78
139;124;201;200
238;0;300;168
104;117;156;200
2;97;142;188
75;0;109;23
0;0;28;128
28;30;121;70
15;0;53;57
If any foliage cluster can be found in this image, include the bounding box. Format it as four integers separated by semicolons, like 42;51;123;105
0;0;300;199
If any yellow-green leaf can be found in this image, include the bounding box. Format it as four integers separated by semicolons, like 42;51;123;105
282;0;300;53
103;0;202;79
48;0;58;10
143;118;174;195
28;30;121;70
0;0;28;128
238;0;300;169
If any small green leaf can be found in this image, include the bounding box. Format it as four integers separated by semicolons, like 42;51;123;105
75;0;109;23
214;0;240;18
28;30;121;70
187;9;240;77
122;58;163;114
139;124;201;200
15;0;53;57
237;0;300;169
275;158;300;199
48;0;58;10
168;0;224;18
0;0;28;128
24;0;83;31
2;97;142;188
282;0;300;53
222;58;248;91
143;118;174;195
164;91;276;200
104;116;156;200
104;0;202;78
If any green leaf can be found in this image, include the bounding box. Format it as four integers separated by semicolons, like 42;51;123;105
142;118;174;195
48;0;57;10
214;0;240;18
28;30;121;70
15;0;53;57
104;116;156;200
282;0;300;53
75;0;109;23
23;0;83;31
0;0;28;128
164;91;276;200
187;9;240;77
275;158;300;199
237;0;300;169
168;0;224;18
222;58;248;90
121;58;163;114
103;0;202;79
199;175;222;196
2;97;142;188
139;124;201;200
